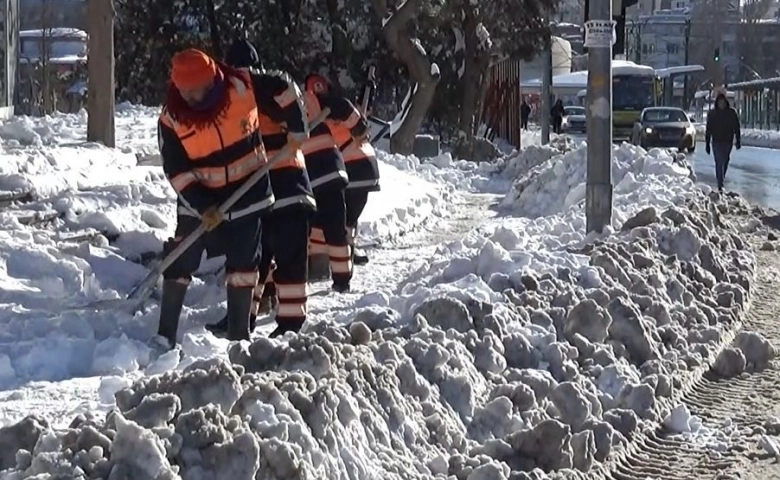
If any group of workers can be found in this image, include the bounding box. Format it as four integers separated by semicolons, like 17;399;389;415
154;39;380;349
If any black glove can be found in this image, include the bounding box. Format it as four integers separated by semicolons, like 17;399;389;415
705;143;711;155
735;139;741;150
162;237;177;256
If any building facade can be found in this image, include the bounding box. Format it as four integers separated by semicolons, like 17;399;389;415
736;19;780;81
628;5;739;79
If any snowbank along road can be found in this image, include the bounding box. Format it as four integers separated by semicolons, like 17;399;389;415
694;124;780;150
0;110;768;480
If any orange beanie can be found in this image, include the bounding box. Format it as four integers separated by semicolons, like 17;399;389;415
171;49;217;90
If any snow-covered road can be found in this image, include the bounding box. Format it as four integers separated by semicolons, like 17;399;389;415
0;111;766;480
690;143;780;210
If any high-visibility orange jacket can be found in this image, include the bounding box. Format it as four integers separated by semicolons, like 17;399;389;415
159;70;310;219
327;99;380;192
300;90;348;192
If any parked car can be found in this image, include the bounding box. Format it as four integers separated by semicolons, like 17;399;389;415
562;105;586;133
631;106;696;153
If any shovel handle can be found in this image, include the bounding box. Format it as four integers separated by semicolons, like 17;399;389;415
127;108;332;301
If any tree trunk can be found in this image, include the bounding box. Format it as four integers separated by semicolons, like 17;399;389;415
456;9;491;160
87;0;115;147
41;1;52;115
371;0;440;155
205;0;222;58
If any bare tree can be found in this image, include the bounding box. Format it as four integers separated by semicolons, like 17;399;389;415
87;0;115;147
39;0;54;114
738;0;772;81
370;0;440;155
689;0;731;87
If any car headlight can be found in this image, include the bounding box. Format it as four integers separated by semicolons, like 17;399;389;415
644;127;653;134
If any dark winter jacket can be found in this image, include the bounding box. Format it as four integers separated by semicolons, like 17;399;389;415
225;39;263;70
705;94;741;145
520;103;531;120
551;102;565;119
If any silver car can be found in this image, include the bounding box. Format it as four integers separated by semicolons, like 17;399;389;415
632;107;697;153
562;105;586;133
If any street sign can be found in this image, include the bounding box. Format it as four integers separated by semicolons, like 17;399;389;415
584;20;617;48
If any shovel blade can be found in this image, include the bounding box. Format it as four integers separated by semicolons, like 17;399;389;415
63;297;143;313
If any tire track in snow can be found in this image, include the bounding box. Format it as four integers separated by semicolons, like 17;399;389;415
592;232;780;480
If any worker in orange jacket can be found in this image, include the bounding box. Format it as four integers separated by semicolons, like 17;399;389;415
205;39;315;338
157;48;308;347
301;73;359;292
312;78;380;266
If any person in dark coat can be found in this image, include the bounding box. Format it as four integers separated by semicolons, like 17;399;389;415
225;38;263;70
705;92;741;192
551;99;565;134
520;99;531;131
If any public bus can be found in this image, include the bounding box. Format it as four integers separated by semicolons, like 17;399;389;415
574;61;658;140
611;62;657;140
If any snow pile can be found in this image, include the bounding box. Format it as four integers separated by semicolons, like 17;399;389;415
498;137;580;183
378;150;499;192
0;108;448;396
501;143;694;224
352;160;447;242
0;143;177;260
0;107;446;259
0;192;756;479
0;103;159;154
695;124;780;150
375;136;580;195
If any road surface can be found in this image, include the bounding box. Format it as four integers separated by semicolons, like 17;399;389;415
689;142;780;210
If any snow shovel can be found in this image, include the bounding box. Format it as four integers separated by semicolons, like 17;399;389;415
72;108;332;313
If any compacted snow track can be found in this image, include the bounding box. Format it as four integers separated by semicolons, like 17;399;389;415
596;214;780;480
260;191;501;333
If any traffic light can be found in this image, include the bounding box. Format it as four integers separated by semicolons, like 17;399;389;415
713;48;720;62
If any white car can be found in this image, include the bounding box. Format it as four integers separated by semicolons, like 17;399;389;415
562;106;586;133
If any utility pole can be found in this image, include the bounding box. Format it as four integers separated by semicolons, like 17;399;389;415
541;15;553;145
682;18;691;110
584;0;613;233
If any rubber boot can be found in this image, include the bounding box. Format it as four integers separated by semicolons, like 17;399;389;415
205;312;259;336
206;285;273;335
226;286;254;341
157;280;188;349
269;319;305;338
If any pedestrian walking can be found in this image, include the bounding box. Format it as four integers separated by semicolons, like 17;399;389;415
551;99;565;134
705;92;741;192
520;98;531;131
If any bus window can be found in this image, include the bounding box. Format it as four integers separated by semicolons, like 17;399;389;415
613;76;655;111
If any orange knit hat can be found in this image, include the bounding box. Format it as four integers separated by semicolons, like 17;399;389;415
171;49;217;90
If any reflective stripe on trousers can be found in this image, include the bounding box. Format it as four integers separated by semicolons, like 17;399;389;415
309;226;328;255
328;244;352;274
274;282;307;321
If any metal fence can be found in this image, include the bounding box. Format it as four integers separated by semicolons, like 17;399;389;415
727;77;780;131
480;58;522;148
